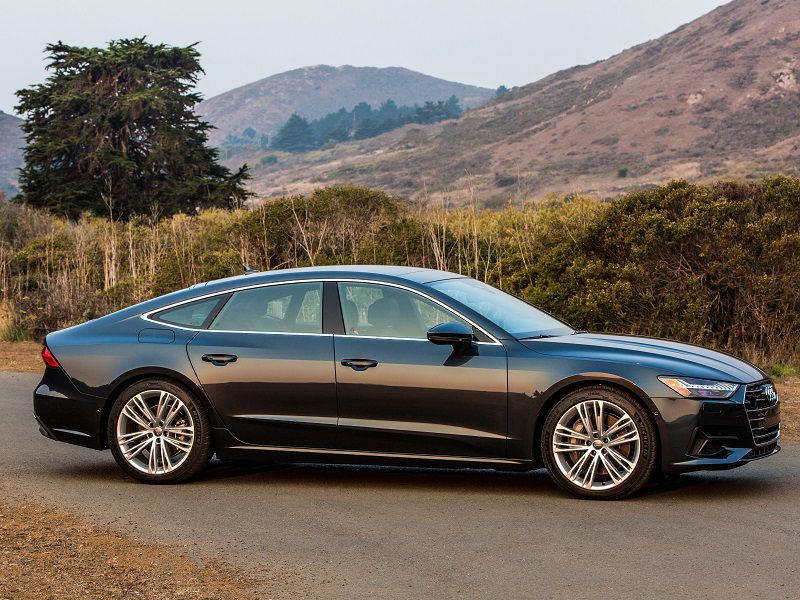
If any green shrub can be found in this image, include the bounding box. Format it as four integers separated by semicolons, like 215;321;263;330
2;179;800;364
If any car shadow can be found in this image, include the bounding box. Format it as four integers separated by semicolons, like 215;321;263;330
190;459;789;501
195;460;567;497
38;455;789;502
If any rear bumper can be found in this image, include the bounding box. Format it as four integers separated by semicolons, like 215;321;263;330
33;367;105;450
655;382;781;473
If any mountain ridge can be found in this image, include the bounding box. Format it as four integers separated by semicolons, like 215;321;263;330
198;64;494;145
243;0;800;204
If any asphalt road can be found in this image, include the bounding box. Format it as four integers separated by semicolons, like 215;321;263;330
2;371;799;599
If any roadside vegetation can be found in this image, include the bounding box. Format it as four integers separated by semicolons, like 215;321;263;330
2;177;800;372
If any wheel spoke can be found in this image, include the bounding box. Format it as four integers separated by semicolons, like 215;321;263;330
159;439;173;472
603;415;633;440
575;402;595;437
164;426;194;436
147;438;158;474
122;404;150;429
584;452;601;489
154;391;169;422
123;435;152;460
555;423;592;441
118;429;150;444
565;448;594;482
131;394;157;425
606;429;640;447
594;400;605;436
554;441;590;453
599;452;624;484
606;447;636;472
163;433;192;453
163;396;184;427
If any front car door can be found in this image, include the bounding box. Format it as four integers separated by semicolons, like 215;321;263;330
333;281;508;458
186;281;337;448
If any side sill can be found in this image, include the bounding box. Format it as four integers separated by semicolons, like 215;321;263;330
227;444;525;465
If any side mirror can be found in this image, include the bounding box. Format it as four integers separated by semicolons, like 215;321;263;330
427;322;474;348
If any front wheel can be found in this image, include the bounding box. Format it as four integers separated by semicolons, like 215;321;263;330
107;379;212;484
540;386;658;500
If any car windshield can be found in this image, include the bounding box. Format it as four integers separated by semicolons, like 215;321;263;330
428;278;573;339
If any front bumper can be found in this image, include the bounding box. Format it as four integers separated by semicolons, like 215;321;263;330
33;366;106;450
655;379;781;473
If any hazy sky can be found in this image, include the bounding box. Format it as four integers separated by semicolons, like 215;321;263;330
1;0;729;115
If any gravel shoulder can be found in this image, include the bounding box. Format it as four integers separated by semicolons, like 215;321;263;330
0;498;260;600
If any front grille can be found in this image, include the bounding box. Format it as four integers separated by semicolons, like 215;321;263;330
744;381;781;446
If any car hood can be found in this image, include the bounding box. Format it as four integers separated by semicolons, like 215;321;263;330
521;333;766;384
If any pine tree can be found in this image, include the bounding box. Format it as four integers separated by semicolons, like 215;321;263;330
15;38;249;220
444;95;462;118
271;114;317;153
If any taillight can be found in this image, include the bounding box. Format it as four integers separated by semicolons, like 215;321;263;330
41;346;60;368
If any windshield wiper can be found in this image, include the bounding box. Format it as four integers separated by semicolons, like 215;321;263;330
520;334;559;340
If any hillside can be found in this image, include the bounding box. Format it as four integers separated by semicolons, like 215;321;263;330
245;0;800;204
197;65;494;146
0;111;23;196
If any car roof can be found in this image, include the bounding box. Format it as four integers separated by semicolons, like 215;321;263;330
92;265;468;326
190;265;464;289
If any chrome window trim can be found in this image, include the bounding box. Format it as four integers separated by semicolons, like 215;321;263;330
140;277;502;344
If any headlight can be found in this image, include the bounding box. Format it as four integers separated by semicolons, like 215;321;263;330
658;376;739;399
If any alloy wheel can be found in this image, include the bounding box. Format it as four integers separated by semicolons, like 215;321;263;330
552;399;641;490
115;389;195;475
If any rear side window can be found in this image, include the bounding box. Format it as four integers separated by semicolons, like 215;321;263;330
152;297;221;328
209;283;323;333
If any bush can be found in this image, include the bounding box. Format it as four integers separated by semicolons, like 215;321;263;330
2;178;799;365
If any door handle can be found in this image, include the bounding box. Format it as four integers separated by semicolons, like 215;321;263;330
201;353;238;366
341;358;379;371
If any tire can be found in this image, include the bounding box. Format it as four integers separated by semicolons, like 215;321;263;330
107;379;212;484
540;386;658;500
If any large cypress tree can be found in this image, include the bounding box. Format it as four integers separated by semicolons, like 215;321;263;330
15;38;249;220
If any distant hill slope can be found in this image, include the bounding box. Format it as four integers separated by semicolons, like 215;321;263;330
0;111;23;196
246;0;800;204
198;65;494;145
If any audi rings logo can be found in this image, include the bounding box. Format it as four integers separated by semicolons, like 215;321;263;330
762;384;778;404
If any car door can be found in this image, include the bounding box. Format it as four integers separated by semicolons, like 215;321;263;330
186;281;337;448
334;281;508;458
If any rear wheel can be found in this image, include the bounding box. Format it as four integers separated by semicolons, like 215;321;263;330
108;379;212;484
540;386;658;500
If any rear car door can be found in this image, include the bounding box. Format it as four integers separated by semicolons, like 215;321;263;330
186;281;337;448
334;281;508;458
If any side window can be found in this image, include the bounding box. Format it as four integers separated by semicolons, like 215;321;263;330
338;282;468;339
209;283;322;333
153;297;221;328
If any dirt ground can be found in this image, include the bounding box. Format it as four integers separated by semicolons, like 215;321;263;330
0;341;44;374
0;499;261;600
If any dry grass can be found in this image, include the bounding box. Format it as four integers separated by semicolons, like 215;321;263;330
777;378;800;440
0;499;261;600
0;341;44;374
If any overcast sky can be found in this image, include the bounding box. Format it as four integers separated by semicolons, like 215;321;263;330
1;0;728;115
